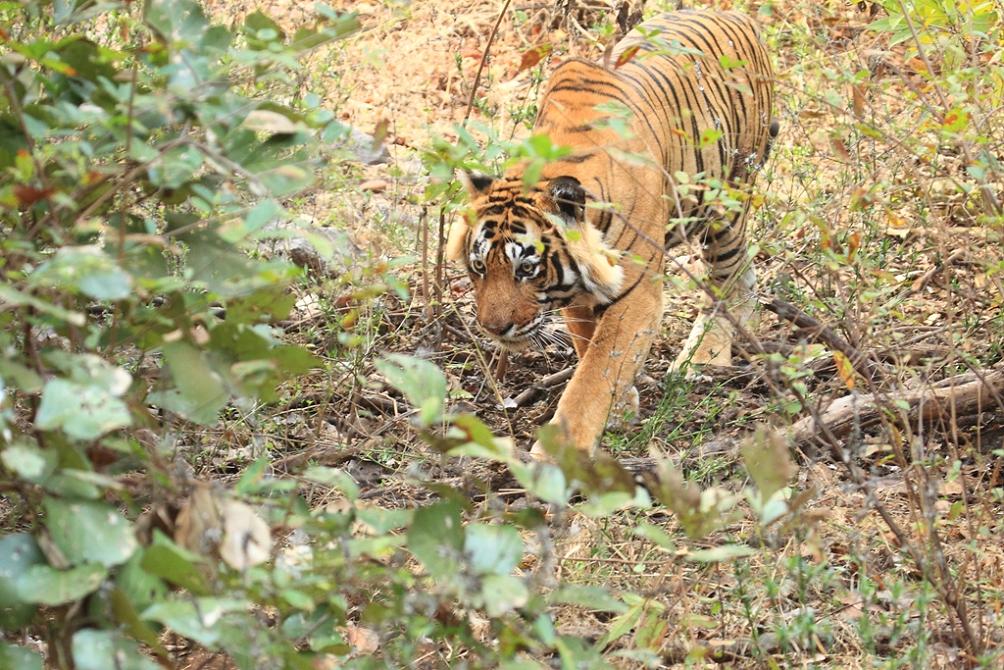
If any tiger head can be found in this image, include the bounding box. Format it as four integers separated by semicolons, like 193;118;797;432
447;171;624;349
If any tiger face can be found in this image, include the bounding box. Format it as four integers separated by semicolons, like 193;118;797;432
448;172;625;349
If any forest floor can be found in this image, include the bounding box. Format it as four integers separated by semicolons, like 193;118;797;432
189;1;1004;667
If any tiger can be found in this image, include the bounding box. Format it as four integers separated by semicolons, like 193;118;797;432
447;9;777;455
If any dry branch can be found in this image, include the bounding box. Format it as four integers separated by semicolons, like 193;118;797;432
506;366;575;408
761;296;883;383
463;0;513;125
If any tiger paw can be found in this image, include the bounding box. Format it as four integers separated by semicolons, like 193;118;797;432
528;440;552;462
672;316;733;374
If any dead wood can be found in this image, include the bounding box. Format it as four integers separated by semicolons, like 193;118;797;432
789;364;1004;446
506;366;575;408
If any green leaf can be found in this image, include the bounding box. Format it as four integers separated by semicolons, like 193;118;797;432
549;585;627;614
511;462;568;505
449;413;500;450
219;199;283;243
148;146;204;189
481;575;529;617
464;524;523;576
375;354;447;426
72;630;160;670
233;457;268;495
0;642;43;670
739;427;794;502
0;358;43;393
718;54;747;69
244;11;285;49
699;127;723;148
281;610;345;653
14;563;107;605
632;521;675;551
36;378;132;440
499;657;546;670
142;598;249;647
407;501;463;580
0;534;43;627
53;0;77;24
146;0;210;48
117;550;168;612
575;490;637;517
178;230;259;296
1;443;56;483
0;283;85;326
257;163;315;197
54;37;117;81
242;110;307;135
43;498;138;567
32;246;133;301
280;589;315;611
141;533;208;595
44;352;131;394
302;466;359;501
597;598;645;649
355;507;412;534
155;341;228;424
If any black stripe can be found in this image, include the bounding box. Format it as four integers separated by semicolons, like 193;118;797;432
617;70;671;164
636;59;687;171
593;272;646;314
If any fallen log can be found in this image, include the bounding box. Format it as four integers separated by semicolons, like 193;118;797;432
788;364;1004;447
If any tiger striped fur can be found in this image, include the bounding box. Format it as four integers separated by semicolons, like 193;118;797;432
447;9;777;454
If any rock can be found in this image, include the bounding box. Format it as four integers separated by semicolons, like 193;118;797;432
330;125;390;166
274;224;361;277
360;178;387;192
293;293;324;321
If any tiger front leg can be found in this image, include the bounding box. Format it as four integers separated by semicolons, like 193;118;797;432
532;278;662;457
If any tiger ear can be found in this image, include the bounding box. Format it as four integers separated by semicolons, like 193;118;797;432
448;171;492;261
549;176;586;221
457;170;495;199
445;216;469;262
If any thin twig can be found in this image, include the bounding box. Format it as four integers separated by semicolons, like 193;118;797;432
463;0;513;125
419;207;430;317
509;366;575;407
434;207;445;321
761;296;883;384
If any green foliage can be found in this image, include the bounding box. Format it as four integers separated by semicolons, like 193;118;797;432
0;642;43;670
0;0;364;666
